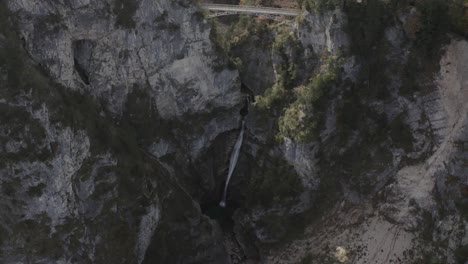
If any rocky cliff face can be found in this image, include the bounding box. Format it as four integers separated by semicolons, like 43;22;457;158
264;36;468;264
9;0;241;117
1;0;467;263
0;0;242;263
212;1;468;263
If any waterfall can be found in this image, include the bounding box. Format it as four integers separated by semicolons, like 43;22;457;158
219;120;246;208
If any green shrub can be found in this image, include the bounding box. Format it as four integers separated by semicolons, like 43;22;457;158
455;244;468;264
27;183;47;197
0;3;8;29
345;0;390;57
12;214;63;258
209;14;272;74
272;29;303;88
389;113;414;152
256;213;285;236
415;0;450;54
36;13;65;33
455;198;468;219
300;254;314;264
216;15;266;52
297;54;340;105
278;102;315;142
277;54;341;142
1;178;22;197
0;103;51;166
246;157;303;207
113;0;138;29
255;28;306;111
297;0;340;12
409;0;467;53
255;82;289;110
448;0;468;36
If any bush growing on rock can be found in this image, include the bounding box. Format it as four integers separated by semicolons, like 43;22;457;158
448;0;468;36
246;156;304;207
255;27;304;110
277;54;342;142
113;0;138;29
455;245;468;264
255;82;288;110
411;0;468;53
296;0;341;12
272;28;303;89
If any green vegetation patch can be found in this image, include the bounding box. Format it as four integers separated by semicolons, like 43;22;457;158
113;0;139;29
345;0;390;57
1;178;22;197
272;28;304;89
297;0;341;13
212;15;269;53
246;156;303;207
0;104;51;168
255;38;340;143
277;54;341;142
389;113;414;152
412;0;468;51
455;244;468;264
448;0;468;37
27;183;47;197
415;0;451;55
455;198;468;220
255;82;289;110
35;13;66;33
12;214;63;259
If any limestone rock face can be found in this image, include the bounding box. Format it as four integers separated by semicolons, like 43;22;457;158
1;0;242;263
8;0;241;118
230;30;276;95
8;0;244;163
382;38;468;228
296;9;350;56
227;2;468;260
260;37;468;264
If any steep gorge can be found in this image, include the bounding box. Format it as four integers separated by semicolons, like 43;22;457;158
0;0;468;263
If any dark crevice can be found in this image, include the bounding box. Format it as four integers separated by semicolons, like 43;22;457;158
240;97;250;117
241;82;255;102
240;84;254;117
73;58;90;85
72;39;94;85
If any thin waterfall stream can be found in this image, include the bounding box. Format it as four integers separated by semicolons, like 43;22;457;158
219;119;245;207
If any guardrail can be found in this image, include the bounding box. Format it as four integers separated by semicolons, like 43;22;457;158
200;4;300;17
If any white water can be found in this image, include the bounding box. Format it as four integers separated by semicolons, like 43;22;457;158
219;120;245;208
